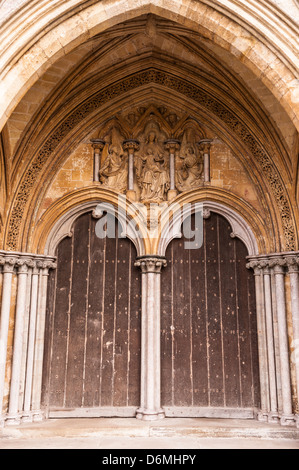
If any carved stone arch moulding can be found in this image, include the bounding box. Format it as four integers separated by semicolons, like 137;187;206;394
158;200;259;258
5;69;296;252
44;198;147;258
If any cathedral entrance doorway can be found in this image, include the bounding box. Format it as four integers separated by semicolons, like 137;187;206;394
42;211;141;417
42;207;260;419
161;212;260;418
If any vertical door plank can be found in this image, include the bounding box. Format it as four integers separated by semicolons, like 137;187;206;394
218;215;241;407
64;213;90;408
83;217;105;407
113;236;130;407
190;216;208;407
161;243;174;406
127;245;141;406
48;236;73;408
172;236;192;406
205;214;224;407
101;222;117;407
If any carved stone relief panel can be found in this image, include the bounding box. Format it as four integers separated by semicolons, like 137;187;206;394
93;105;209;203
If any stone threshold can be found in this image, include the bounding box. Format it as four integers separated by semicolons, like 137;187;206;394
1;418;299;441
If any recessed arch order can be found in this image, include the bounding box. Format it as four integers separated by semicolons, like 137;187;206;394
0;0;298;132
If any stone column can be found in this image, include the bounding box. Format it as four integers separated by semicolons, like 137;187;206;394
134;256;167;420
31;260;56;421
263;263;279;422
247;260;270;421
285;255;299;427
22;262;40;422
271;259;296;425
123;139;140;201
6;259;33;425
0;257;16;426
91;139;105;182
197;139;212;183
164;139;180;201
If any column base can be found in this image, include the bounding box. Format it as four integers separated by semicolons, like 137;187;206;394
5;413;21;426
32;410;45;422
280;414;296;426
21;412;33;423
268;412;280;424
257;411;269;422
136;408;165;421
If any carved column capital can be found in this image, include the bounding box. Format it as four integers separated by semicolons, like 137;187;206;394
90;139;106;152
197;139;213;153
246;259;268;273
269;258;287;273
2;257;18;273
36;260;57;270
135;256;167;274
16;258;36;274
285;256;299;274
123;139;140;153
164;139;180;153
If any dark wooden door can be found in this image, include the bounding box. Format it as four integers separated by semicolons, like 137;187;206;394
161;212;260;417
42;212;141;417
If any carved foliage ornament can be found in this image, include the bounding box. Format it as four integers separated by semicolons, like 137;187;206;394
6;69;295;251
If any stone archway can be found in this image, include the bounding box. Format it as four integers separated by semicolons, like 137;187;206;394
0;0;298;132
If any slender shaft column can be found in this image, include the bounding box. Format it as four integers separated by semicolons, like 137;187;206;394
0;257;16;425
271;259;296;425
91;139;105;182
285;256;299;427
6;259;32;425
164;139;180;201
263;265;279;422
247;261;270;421
197;139;212;183
22;263;40;422
31;261;56;421
134;256;167;420
123;139;140;201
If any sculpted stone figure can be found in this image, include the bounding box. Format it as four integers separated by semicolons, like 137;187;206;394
176;144;203;191
99;144;128;193
136;130;169;203
139;147;169;203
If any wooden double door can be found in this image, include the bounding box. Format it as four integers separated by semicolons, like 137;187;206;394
42;212;141;416
161;212;260;416
42;211;260;417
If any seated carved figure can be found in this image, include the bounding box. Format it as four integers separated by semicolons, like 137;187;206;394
139;147;169;203
176;144;203;192
99;145;128;193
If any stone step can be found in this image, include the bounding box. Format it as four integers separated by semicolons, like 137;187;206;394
1;418;299;441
